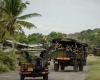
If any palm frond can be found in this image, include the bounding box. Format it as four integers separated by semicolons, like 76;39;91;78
0;0;39;38
17;20;36;29
0;7;10;16
3;0;26;16
14;22;23;32
18;13;41;20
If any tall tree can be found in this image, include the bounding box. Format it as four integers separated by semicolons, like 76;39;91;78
47;32;67;41
0;0;41;40
28;33;44;44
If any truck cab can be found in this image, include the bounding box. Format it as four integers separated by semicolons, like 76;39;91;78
19;49;49;80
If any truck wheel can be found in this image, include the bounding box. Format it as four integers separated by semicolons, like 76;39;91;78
20;75;25;80
54;64;59;71
43;74;48;80
61;65;65;71
79;60;83;71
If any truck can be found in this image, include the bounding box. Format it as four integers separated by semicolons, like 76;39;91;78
19;49;49;80
50;38;88;72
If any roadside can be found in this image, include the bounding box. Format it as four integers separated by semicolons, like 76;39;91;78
86;55;100;80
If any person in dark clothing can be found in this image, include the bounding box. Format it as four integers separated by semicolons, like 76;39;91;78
34;57;43;71
64;47;75;58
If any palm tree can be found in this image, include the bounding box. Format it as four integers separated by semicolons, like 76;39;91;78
0;0;41;38
0;0;41;57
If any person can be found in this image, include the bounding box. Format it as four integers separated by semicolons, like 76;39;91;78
64;46;75;58
40;50;49;67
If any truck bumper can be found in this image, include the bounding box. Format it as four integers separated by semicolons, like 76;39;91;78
19;71;49;77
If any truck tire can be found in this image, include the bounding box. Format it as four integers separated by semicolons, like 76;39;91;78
20;75;25;80
54;64;59;71
43;74;48;80
73;60;78;72
79;60;83;71
61;65;65;71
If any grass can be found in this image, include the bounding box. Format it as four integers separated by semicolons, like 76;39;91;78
86;54;100;80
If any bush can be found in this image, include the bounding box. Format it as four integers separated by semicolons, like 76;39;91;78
3;55;17;70
0;50;17;72
0;63;9;73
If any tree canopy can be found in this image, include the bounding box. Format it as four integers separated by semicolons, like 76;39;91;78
0;0;41;41
21;28;100;48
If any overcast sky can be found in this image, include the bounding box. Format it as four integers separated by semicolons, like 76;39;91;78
23;0;100;35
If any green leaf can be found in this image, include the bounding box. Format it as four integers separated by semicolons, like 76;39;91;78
0;7;10;16
17;20;36;29
18;13;41;20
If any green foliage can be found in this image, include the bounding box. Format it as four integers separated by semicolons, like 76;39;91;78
28;33;44;44
0;0;40;40
68;28;100;48
18;13;41;20
0;0;41;73
86;56;100;80
0;64;9;73
15;28;100;49
15;32;28;43
0;50;17;72
47;32;67;41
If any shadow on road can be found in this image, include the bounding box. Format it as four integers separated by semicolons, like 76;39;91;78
54;70;74;72
25;77;43;80
63;70;74;72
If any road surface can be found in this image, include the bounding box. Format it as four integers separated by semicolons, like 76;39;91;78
0;62;88;80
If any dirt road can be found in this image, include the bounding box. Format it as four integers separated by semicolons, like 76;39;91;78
0;65;88;80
